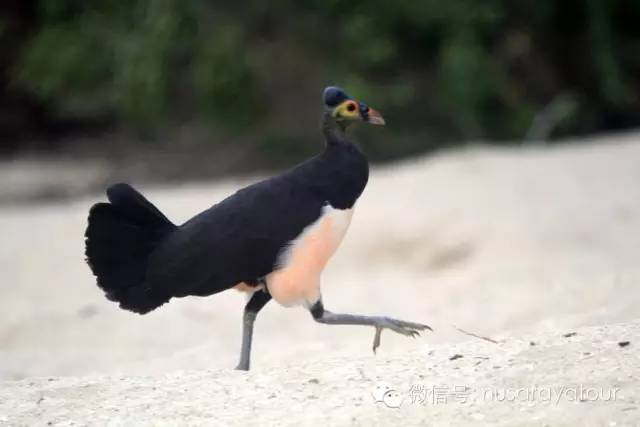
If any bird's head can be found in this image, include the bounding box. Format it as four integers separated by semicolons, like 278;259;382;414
323;86;385;127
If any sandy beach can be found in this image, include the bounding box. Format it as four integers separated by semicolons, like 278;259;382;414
1;132;639;425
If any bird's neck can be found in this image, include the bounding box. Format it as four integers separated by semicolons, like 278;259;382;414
313;112;369;209
321;111;349;146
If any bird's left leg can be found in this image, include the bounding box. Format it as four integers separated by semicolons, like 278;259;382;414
309;300;432;353
236;289;271;371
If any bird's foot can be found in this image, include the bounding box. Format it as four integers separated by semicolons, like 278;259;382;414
372;317;432;353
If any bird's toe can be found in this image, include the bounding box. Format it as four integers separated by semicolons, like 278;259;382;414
372;327;382;354
387;318;433;332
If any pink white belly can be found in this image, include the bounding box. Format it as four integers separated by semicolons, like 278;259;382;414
266;205;353;307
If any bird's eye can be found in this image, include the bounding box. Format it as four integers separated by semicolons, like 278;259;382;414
346;102;357;112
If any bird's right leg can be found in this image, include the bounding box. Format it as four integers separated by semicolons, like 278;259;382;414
235;289;271;371
309;300;432;353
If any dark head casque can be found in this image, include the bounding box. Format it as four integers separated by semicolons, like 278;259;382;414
323;86;350;107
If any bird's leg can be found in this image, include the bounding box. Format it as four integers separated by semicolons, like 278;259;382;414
235;289;271;371
309;300;432;353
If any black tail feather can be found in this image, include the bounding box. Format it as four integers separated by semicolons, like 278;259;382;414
85;183;177;314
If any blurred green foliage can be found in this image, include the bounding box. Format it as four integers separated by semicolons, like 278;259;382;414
4;0;640;154
16;0;258;126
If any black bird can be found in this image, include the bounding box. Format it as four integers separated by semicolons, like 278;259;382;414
85;87;431;371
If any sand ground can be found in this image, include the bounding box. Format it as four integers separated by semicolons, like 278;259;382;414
1;132;639;425
1;321;638;426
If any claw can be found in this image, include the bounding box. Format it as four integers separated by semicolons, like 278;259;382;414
387;318;433;332
370;318;432;352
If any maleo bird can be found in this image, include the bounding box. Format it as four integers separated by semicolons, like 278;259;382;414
85;86;431;371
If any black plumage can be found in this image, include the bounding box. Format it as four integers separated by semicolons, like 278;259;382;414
85;184;177;313
86;118;368;312
85;86;430;370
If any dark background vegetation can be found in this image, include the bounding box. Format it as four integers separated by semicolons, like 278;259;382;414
2;0;640;175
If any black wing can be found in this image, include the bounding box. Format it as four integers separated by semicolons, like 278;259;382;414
146;173;325;298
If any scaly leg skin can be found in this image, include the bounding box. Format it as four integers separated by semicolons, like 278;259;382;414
236;290;271;371
309;300;432;354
